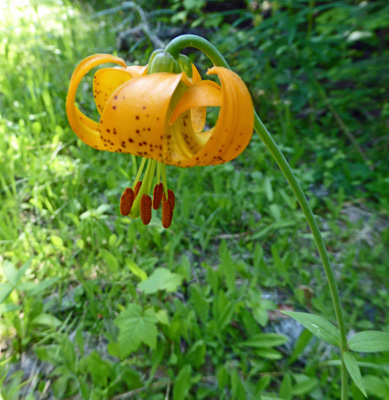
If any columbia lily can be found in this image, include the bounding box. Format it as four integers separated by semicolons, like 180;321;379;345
66;51;254;228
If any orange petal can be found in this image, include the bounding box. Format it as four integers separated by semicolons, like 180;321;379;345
170;80;222;124
173;67;254;167
66;54;127;150
99;73;184;158
192;63;202;84
126;65;148;76
93;68;134;115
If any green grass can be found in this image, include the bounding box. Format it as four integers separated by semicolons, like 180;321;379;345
0;0;388;399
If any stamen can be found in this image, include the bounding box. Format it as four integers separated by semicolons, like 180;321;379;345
162;199;173;228
140;194;152;225
134;180;142;198
152;183;164;209
120;188;135;216
163;189;176;211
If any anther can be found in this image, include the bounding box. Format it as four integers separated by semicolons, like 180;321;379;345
119;188;135;216
140;194;152;225
162;199;173;228
163;189;175;211
152;183;164;210
134;180;142;198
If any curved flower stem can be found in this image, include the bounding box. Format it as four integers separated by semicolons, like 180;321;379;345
166;34;348;399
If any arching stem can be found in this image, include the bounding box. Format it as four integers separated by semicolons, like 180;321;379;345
166;34;348;399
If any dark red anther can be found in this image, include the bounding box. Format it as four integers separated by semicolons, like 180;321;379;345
140;194;152;225
119;188;135;216
163;189;175;211
152;183;164;210
162;199;173;228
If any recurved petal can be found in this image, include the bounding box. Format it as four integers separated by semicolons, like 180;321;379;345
174;67;254;167
170;80;222;124
99;72;184;157
66;54;127;150
93;68;134;115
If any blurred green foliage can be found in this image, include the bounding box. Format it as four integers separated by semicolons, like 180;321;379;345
0;0;388;399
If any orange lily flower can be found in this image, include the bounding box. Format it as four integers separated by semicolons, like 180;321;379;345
66;54;254;228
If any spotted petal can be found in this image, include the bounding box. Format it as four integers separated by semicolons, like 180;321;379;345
169;67;254;167
66;54;127;150
99;73;184;157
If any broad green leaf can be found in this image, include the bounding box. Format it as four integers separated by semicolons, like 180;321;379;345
32;313;62;328
173;364;192;400
292;374;319;396
115;304;158;355
51;235;64;248
126;259;147;281
240;333;288;348
3;261;18;285
349;331;389;353
0;283;14;304
363;375;389;398
343;351;367;397
138;268;183;294
282;311;340;346
156;309;170;325
87;351;112;387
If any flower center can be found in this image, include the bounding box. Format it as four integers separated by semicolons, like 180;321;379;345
119;159;175;228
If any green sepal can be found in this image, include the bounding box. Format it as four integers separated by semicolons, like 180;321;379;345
148;50;179;74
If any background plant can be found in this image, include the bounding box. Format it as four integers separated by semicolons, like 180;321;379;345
0;0;388;399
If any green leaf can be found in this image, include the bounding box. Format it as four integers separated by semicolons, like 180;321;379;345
254;348;283;360
87;351;112;388
240;333;288;348
220;241;236;291
292;374;319;396
126;259;147;281
137;268;183;294
173;364;192;400
349;331;389;353
3;261;18;286
15;258;32;283
100;249;119;273
0;283;14;304
282;311;340;346
261;397;284;400
231;369;247;400
279;373;292;400
31;313;62;329
156;309;170;325
363;375;389;398
343;351;367;397
51;235;64;248
290;329;313;363
217;301;235;330
115;304;158;355
190;285;209;324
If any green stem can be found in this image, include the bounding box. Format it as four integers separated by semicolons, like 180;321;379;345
166;34;348;399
